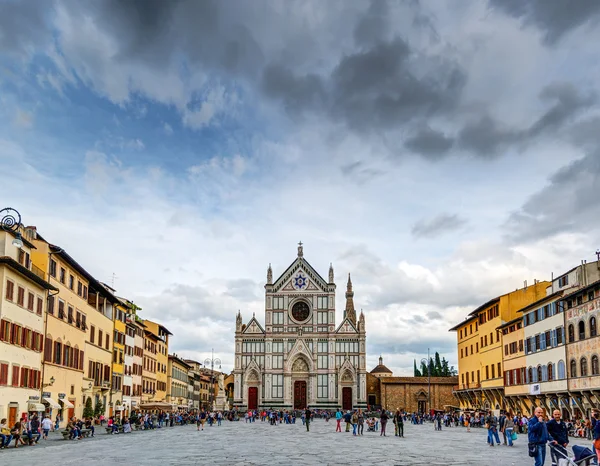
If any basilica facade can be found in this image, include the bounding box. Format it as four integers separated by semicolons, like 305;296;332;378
233;244;367;411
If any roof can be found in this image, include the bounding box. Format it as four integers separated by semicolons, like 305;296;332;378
271;255;330;291
370;364;393;374
0;256;58;291
168;354;192;370
497;316;523;330
144;329;160;341
468;297;500;316
448;314;478;332
516;290;563;314
379;376;458;385
49;245;123;305
560;278;600;300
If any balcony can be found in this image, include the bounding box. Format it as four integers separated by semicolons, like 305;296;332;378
31;264;46;280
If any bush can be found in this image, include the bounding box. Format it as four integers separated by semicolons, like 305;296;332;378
83;397;94;419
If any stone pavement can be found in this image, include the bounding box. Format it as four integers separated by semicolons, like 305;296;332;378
0;420;587;465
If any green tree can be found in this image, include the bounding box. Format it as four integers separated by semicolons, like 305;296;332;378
434;352;442;376
441;357;450;376
94;400;104;417
413;360;421;377
420;361;428;377
83;397;94;419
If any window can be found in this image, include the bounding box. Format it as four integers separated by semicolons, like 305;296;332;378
68;306;74;324
17;286;25;306
272;355;283;369
272;374;283;398
578;321;585;340
0;320;9;341
59;268;65;284
591;317;597;337
558;275;568;287
272;296;285;309
36;297;43;316
589;291;595;302
581;357;588;377
77;281;83;296
461;348;464;358
5;280;14;301
90;326;95;344
54;341;62;365
545;331;551;349
317;296;328;309
317;312;327;324
592;356;599;376
12;365;20;386
98;330;103;346
568;325;575;343
272;312;284;325
58;300;65;319
317;355;328;369
485;366;489;379
69;274;74;290
570;359;577;378
557;326;564;345
48;296;55;315
491;364;495;379
106;334;110;349
317;374;328;398
49;259;57;277
272;341;283;353
558;360;566;379
83;285;88;299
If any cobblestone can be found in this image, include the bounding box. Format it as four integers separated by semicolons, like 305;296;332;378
0;420;585;465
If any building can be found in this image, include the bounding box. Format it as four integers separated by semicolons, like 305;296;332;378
563;279;600;418
0;225;56;426
185;359;202;410
233;243;367;411
142;320;171;402
450;281;549;412
123;302;144;415
142;329;158;402
498;316;527;415
110;299;127;417
168;354;192;409
31;233;119;424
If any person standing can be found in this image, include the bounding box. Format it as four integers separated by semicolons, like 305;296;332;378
592;411;600;464
357;409;364;436
486;410;500;446
503;412;515;447
305;407;311;432
344;410;352;432
380;410;389;437
528;407;554;466
335;409;342;432
351;411;358;436
546;409;568;466
499;412;507;445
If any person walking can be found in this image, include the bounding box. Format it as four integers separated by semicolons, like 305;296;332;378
344;410;352;432
41;415;53;440
499;412;507;445
503;411;515;447
592;411;600;464
380;410;389;437
335;409;342;432
528;407;554;466
486;410;501;446
357;409;364;436
546;409;568;466
305;407;311;432
351;411;358;436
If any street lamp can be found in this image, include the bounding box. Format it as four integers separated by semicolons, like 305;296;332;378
1;207;24;248
204;349;221;410
420;348;431;415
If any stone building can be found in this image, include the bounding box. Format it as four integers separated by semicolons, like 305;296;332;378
367;357;458;413
233;243;367;411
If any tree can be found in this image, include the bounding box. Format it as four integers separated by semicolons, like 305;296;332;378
441;357;450;377
83;397;94;419
434;352;443;376
94;400;104;417
413;360;421;377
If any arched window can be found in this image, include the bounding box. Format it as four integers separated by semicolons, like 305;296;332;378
568;324;575;342
547;363;553;381
558;360;566;379
527;367;533;383
590;317;597;337
537;365;543;382
570;359;577;378
581;357;588;377
592;355;599;376
579;321;586;340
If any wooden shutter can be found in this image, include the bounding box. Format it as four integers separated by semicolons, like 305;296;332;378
27;292;34;311
17;287;24;306
5;280;14;300
106;334;109;350
36;297;43;315
12;366;20;387
44;337;52;361
0;363;8;385
48;296;54;314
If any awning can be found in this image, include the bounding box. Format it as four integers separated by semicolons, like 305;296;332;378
28;402;45;412
115;405;125;411
59;398;74;409
138;402;172;410
43;397;61;409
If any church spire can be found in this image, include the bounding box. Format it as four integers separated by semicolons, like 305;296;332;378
267;263;273;284
345;273;356;325
328;263;334;283
297;241;304;258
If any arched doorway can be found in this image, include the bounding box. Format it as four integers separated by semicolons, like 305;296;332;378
291;357;310;409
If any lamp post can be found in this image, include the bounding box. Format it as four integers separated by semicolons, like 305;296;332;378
0;207;24;247
204;349;221;410
420;348;431;415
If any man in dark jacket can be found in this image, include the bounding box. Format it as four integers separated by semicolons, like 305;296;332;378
546;410;568;466
528;407;555;466
344;411;352;432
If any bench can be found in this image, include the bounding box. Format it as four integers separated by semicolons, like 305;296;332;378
61;428;91;439
105;426;124;434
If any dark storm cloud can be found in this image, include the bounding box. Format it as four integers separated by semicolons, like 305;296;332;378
353;0;390;46
404;126;454;157
489;0;600;44
506;151;600;242
0;0;51;54
411;213;467;239
457;116;520;156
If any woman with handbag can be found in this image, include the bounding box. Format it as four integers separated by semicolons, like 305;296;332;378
503;411;515;447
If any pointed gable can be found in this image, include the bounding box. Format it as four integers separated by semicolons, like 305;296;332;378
242;316;265;335
272;258;329;292
335;317;358;334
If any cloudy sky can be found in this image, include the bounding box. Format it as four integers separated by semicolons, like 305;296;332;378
1;0;599;375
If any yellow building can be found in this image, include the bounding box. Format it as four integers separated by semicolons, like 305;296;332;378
110;301;127;417
167;354;191;409
0;225;56;426
498;317;527;415
143;320;171;402
450;281;549;412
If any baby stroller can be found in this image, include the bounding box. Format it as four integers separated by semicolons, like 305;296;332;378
550;444;596;466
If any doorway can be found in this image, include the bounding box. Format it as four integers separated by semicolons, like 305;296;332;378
294;381;307;409
8;406;17;427
248;387;258;410
418;400;426;413
342;387;352;411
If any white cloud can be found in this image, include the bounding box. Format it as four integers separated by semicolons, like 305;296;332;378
13;109;33;128
163;123;173;135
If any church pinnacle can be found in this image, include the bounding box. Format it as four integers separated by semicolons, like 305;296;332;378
297;241;304;258
328;263;334;283
267;263;273;284
345;273;356;325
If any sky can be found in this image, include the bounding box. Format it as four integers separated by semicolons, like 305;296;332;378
1;0;600;376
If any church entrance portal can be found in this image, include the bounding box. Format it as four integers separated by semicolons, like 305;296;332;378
294;381;307;409
342;387;352;410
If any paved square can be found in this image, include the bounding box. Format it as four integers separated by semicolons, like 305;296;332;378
0;420;579;465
